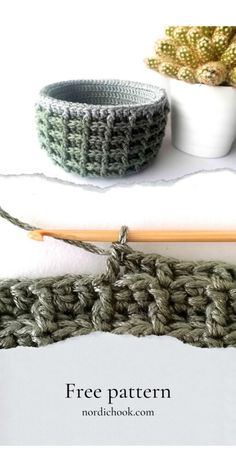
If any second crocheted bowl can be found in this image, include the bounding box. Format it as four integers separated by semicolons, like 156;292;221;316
36;80;169;177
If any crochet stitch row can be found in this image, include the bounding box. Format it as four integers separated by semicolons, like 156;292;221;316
0;207;236;349
36;80;169;177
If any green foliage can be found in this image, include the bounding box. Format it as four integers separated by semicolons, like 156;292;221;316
145;26;236;86
177;66;195;83
221;43;236;67
229;66;236;85
196;62;227;85
176;46;198;67
155;39;176;59
158;61;179;78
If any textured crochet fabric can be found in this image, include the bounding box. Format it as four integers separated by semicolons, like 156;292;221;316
0;207;236;349
36;80;169;177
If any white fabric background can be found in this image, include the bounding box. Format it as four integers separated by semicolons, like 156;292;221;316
1;0;236;446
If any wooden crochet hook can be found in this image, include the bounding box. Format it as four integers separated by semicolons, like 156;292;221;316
28;229;236;243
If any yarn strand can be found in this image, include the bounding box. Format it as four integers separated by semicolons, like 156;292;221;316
0;205;111;255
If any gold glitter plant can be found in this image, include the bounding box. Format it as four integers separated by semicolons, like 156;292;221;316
145;26;236;86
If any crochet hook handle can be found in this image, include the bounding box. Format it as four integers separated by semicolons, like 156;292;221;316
28;229;236;243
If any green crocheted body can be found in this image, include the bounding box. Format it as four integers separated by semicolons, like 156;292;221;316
2;242;236;349
1;207;236;350
36;80;169;177
1;240;236;349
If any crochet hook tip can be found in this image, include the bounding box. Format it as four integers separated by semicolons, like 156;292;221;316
28;230;44;241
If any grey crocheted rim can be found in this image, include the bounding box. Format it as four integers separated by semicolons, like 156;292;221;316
37;79;167;117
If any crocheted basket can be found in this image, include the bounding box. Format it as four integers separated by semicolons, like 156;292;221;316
36;80;169;177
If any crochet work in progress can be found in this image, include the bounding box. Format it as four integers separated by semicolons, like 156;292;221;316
0;207;236;349
36;80;169;177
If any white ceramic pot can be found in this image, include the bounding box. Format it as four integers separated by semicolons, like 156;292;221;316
170;78;236;158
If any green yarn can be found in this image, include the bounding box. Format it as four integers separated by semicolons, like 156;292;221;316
1;206;236;349
36;80;169;177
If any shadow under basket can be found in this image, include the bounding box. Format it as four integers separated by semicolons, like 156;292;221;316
36;79;169;177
